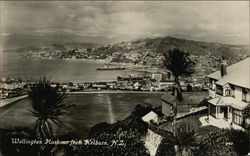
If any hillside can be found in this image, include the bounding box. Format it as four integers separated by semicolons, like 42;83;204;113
87;36;249;65
1;34;112;50
16;36;249;71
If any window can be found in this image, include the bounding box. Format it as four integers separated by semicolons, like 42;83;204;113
216;85;223;95
225;89;230;96
209;104;216;117
232;109;243;125
242;93;247;101
209;79;213;90
229;84;235;97
242;88;248;102
231;90;235;97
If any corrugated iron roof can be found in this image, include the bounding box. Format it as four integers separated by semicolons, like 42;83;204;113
208;96;249;110
207;57;250;89
161;92;208;106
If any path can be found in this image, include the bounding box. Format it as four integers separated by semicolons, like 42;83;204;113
0;95;28;108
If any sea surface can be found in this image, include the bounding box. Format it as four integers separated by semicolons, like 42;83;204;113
0;51;165;138
0;93;164;138
0;52;138;82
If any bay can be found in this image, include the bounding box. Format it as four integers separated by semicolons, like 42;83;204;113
0;52;137;83
0;93;164;138
0;52;164;138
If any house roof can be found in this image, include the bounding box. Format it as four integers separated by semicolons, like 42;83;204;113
208;96;249;110
207;57;250;89
161;92;208;106
141;111;158;122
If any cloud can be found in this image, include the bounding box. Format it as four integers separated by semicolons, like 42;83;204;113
1;1;249;44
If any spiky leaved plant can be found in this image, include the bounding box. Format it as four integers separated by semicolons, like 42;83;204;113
28;78;74;141
169;120;200;156
163;48;195;124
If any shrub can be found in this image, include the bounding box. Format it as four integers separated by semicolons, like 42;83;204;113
156;120;200;156
85;105;150;156
155;137;175;156
88;122;111;138
197;129;249;156
78;131;149;156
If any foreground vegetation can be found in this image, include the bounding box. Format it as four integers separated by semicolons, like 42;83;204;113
0;80;249;156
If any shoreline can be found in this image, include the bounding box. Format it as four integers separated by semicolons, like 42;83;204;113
0;95;28;108
26;57;159;72
26;56;110;64
24;56;149;69
0;91;164;108
66;90;166;94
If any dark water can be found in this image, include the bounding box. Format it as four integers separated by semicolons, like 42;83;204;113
0;93;164;138
0;52;137;82
0;52;164;138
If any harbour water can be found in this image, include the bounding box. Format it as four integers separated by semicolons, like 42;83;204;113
0;51;164;138
0;52;138;83
0;93;164;138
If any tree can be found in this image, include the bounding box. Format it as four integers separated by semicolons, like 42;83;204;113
156;120;200;156
242;106;250;130
156;134;175;156
197;129;249;156
79;131;149;156
83;113;149;156
163;48;195;123
167;120;200;156
28;78;74;141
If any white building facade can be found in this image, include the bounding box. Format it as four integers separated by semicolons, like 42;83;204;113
206;58;250;130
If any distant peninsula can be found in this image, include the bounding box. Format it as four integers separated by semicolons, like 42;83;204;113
14;36;249;73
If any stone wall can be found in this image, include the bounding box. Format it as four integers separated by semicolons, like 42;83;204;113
144;129;162;156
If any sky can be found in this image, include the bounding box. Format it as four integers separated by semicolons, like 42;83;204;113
1;1;249;45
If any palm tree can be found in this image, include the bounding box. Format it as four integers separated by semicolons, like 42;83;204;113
168;120;200;156
28;78;74;141
163;48;195;123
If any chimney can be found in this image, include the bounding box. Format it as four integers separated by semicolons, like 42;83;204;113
220;57;227;77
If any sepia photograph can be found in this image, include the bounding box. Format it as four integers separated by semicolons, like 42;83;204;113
0;1;249;156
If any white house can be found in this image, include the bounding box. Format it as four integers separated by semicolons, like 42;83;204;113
151;72;162;82
157;80;175;90
206;57;250;130
142;111;159;123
